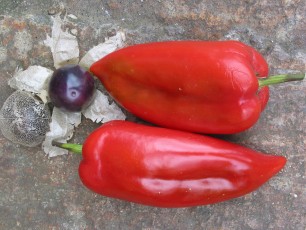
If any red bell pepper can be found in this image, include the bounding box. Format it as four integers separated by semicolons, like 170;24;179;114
90;41;305;134
54;120;286;208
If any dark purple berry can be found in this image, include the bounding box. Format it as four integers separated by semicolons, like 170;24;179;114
48;65;95;112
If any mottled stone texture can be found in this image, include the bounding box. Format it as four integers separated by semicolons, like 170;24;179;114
0;1;305;230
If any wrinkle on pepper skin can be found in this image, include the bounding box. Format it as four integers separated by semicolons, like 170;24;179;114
257;86;270;110
249;47;269;78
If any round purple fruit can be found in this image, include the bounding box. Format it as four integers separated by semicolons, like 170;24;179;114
48;65;95;112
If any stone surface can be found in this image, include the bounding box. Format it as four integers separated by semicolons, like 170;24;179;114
0;1;305;229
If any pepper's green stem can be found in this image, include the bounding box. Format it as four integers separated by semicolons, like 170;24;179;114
52;141;83;154
258;73;305;87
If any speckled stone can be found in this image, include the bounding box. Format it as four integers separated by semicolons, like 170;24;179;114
0;1;305;230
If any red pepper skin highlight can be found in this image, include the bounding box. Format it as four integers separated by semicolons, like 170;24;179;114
90;41;270;134
78;120;286;208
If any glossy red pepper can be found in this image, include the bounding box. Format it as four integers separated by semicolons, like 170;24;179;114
90;41;304;134
54;120;286;208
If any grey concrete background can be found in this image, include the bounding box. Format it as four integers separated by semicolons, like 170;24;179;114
0;1;305;229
